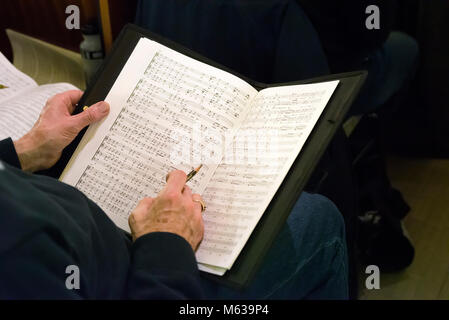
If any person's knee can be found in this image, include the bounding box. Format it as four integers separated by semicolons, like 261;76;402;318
387;31;420;74
288;192;346;246
283;193;348;297
391;31;419;56
307;193;345;239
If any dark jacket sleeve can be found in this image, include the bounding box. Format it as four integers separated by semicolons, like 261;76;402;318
0;192;83;299
0;225;204;299
0;160;204;299
126;232;204;299
0;232;84;299
0;138;21;169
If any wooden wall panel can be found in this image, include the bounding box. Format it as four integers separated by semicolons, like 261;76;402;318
109;0;138;39
104;0;138;53
0;0;99;61
0;0;138;60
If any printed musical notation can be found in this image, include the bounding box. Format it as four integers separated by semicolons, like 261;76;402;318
61;38;338;272
196;83;339;269
0;51;36;102
74;49;256;231
0;83;78;141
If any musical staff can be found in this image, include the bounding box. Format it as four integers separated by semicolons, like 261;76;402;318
73;47;257;231
196;82;339;269
61;38;338;274
0;83;78;140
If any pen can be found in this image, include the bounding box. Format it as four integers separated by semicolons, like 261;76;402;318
186;164;203;182
0;84;8;89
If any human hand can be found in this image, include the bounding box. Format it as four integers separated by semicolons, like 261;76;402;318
13;90;110;172
128;170;205;251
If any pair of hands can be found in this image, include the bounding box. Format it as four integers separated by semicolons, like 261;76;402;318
13;90;204;251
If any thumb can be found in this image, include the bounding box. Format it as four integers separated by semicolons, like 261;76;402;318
71;101;110;131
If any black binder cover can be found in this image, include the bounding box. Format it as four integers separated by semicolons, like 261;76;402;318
51;24;366;289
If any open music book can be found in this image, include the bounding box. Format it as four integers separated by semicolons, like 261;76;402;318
60;37;339;276
0;52;79;141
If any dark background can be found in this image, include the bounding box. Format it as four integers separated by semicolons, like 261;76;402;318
0;0;137;59
390;0;449;157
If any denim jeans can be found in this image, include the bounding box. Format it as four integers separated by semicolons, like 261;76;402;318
349;31;420;116
200;192;349;299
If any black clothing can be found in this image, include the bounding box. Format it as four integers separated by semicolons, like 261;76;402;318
0;138;203;299
296;0;397;72
135;0;330;83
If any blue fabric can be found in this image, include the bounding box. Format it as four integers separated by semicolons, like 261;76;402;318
201;192;349;299
134;0;329;83
349;31;420;116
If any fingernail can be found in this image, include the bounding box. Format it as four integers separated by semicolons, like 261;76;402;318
97;101;109;113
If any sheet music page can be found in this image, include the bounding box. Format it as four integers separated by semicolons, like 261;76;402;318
0;51;37;103
196;81;339;271
0;83;79;140
61;38;258;232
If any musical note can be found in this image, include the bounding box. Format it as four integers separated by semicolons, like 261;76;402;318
195;82;339;269
73;46;258;232
61;38;338;272
0;83;79;140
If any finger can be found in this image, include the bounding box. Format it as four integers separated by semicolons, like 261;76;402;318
62;90;84;114
129;197;154;220
165;170;181;182
163;170;187;194
70;101;110;132
182;185;192;199
192;193;204;214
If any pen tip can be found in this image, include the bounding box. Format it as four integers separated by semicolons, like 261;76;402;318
195;164;203;172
